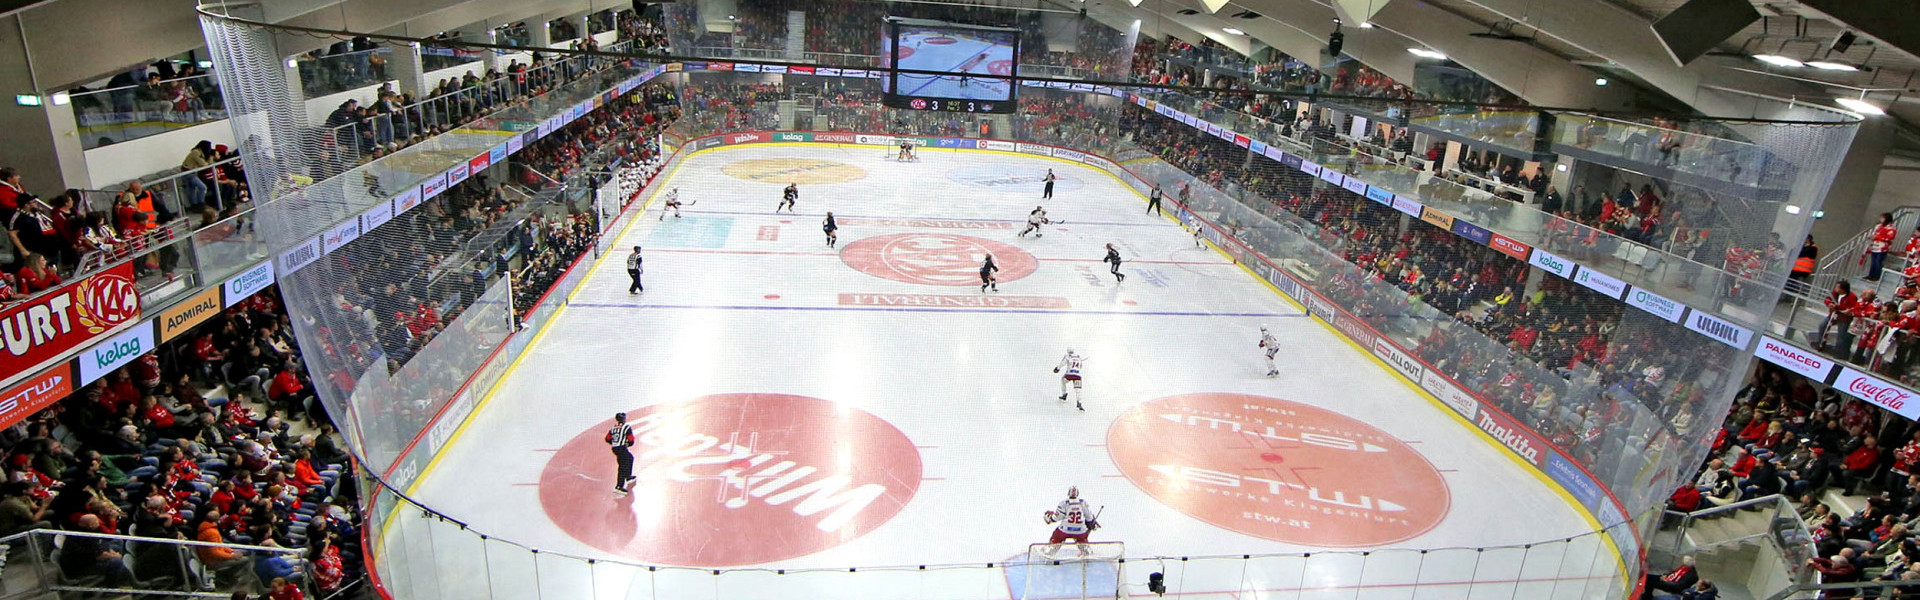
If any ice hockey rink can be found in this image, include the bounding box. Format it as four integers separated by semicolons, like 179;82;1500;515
395;143;1623;599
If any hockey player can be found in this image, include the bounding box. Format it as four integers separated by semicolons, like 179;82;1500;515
1103;243;1126;282
823;211;839;248
1043;486;1097;557
1018;206;1049;238
980;254;999;292
1053;348;1084;410
1259;325;1279;376
777;183;798;213
659;188;682;220
1192;219;1206;249
897;140;916;162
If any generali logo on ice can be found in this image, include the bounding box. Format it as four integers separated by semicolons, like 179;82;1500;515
1836;367;1920;419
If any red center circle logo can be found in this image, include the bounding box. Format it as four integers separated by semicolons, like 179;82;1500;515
895;46;916;60
1107;393;1449;547
840;233;1038;286
988;60;1013;76
538;394;923;566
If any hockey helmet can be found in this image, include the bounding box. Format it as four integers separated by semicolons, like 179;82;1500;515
1068;486;1079;499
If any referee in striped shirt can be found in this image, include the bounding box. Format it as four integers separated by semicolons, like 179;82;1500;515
607;412;637;494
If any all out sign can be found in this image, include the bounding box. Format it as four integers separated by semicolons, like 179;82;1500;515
1106;393;1450;546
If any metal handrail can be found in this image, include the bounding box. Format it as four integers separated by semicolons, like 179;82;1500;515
69;72;222;99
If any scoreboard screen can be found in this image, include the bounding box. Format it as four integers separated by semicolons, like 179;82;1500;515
881;18;1019;113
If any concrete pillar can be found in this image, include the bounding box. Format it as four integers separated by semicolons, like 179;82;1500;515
531;20;552;48
1812;118;1895;249
387;43;428;96
0;14;90;190
481;29;501;73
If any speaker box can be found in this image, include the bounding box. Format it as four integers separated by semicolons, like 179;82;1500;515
1327;31;1344;57
1650;0;1761;65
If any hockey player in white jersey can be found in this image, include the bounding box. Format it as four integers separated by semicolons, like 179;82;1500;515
1259;325;1279;376
1018;206;1049;238
659;188;683;220
1043;486;1098;557
1053;348;1085;410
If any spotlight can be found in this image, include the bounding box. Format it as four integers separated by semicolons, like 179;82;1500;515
1806;60;1859;71
1834;97;1885;115
1222;27;1245;35
1407;48;1446;60
1359;22;1374;28
1752;54;1803;67
1594;77;1608;86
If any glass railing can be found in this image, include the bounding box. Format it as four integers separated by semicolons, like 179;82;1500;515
70;73;229;149
0;43;651;324
0;528;309;598
297;47;395;98
1551;114;1785;190
1139;88;1796;322
1652;495;1817;600
422;46;486;72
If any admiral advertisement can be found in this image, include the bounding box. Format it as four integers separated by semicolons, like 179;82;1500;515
1373;338;1424;380
1420;369;1479;420
1624;287;1685;323
157;288;222;342
0;363;72;430
0;262;141;386
1420;207;1455;230
1835;366;1919;420
1452;220;1493;245
1756;336;1836;381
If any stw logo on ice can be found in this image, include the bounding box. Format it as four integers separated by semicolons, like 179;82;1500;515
840;233;1037;286
1107;393;1449;546
539;394;922;566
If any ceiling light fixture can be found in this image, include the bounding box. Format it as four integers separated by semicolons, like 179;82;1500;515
1805;60;1858;71
1752;54;1803;67
1359;22;1374;28
1834;97;1885;116
1594;77;1608;86
1407;48;1446;60
1222;27;1245;35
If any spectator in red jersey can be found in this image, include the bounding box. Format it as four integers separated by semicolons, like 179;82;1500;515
267;576;305;600
1845;437;1885;495
266;361;307;420
15;253;58;292
1869;212;1899;282
0;167;21;222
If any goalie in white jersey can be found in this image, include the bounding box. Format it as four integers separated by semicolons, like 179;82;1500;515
1259;325;1280;377
1043;486;1098;556
1053;348;1085;410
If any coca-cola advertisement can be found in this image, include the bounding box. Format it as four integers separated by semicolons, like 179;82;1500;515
1836;367;1920;420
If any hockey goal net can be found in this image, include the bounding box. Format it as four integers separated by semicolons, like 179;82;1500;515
881;137;920;161
1015;541;1125;599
